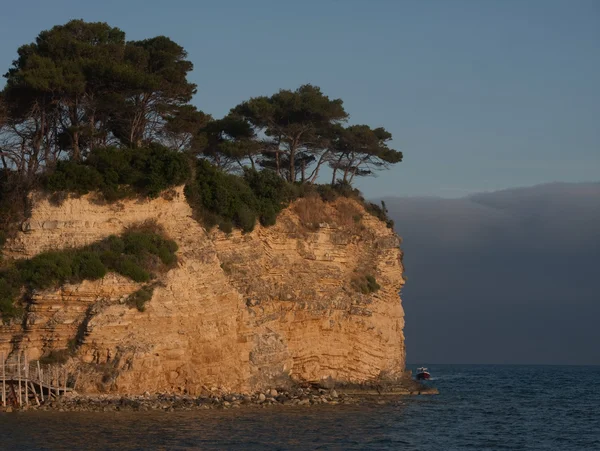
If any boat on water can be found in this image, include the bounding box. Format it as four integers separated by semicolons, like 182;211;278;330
415;367;431;380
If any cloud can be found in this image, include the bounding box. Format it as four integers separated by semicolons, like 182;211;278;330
379;182;600;365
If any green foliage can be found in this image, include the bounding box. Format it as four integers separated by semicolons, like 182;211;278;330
114;256;151;283
352;274;381;294
2;20;196;164
243;168;293;226
0;225;177;317
365;201;395;229
329;124;402;185
127;286;154;312
18;252;74;290
185;160;292;233
184;160;394;232
0;169;28;246
72;251;107;280
232;84;349;183
0;276;22;321
44;144;191;200
2;19;403;241
44;161;104;195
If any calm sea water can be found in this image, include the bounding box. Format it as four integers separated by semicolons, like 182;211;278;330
1;365;599;450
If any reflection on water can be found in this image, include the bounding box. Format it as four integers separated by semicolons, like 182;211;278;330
2;365;599;450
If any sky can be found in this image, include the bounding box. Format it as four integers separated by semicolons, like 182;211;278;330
0;0;598;198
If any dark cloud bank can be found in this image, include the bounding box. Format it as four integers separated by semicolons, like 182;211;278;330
379;182;600;365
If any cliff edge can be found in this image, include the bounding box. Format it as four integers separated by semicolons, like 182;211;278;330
0;187;405;394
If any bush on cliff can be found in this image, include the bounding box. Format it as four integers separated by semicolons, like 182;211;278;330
126;286;155;312
0;223;178;318
183;160;391;233
44;144;191;201
352;274;381;294
0;275;23;320
0;170;29;251
365;201;394;229
184;160;293;233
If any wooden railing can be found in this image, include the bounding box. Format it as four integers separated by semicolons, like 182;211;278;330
1;351;72;407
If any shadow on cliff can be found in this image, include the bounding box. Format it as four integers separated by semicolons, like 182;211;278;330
379;182;600;365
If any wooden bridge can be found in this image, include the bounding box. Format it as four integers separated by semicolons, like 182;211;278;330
1;351;73;408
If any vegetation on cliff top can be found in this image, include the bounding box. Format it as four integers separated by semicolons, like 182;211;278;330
0;20;400;239
0;222;177;320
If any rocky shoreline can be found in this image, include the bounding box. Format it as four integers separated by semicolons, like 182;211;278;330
1;385;438;413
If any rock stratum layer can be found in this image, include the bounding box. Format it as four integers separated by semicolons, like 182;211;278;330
0;187;405;394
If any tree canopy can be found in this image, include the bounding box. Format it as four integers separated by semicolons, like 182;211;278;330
1;19;196;178
231;84;348;182
0;19;404;232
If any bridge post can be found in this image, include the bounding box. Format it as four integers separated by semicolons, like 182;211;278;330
17;352;22;406
1;351;5;407
37;361;44;402
55;366;59;397
24;354;29;405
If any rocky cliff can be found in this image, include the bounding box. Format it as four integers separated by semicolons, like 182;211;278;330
0;187;406;394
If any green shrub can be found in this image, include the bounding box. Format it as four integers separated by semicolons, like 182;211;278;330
0;276;22;322
44;144;191;201
18;252;74;290
129;144;191;197
218;219;233;234
365;275;381;292
234;204;257;232
115;256;151;283
365;201;395;229
0;169;28;247
127;286;154;312
44;161;104;195
352;274;381;294
316;184;338;202
331;181;360;198
243;168;292;224
258;202;278;227
72;251;107;280
0;225;178;317
185;161;296;233
158;246;177;266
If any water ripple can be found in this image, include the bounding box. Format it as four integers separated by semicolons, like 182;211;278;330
1;365;599;450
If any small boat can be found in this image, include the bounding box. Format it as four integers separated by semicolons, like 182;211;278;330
415;367;431;380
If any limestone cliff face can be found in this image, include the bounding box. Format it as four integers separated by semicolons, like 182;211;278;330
0;187;405;394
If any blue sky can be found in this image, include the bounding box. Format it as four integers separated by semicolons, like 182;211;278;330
1;0;598;198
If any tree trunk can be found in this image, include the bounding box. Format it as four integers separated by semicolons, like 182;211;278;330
288;145;296;183
342;166;350;183
70;101;81;161
308;149;330;184
330;153;345;185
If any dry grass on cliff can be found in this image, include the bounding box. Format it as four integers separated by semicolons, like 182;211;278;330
292;195;365;231
292;195;332;229
333;199;364;228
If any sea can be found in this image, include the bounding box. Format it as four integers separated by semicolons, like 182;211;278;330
1;365;599;450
